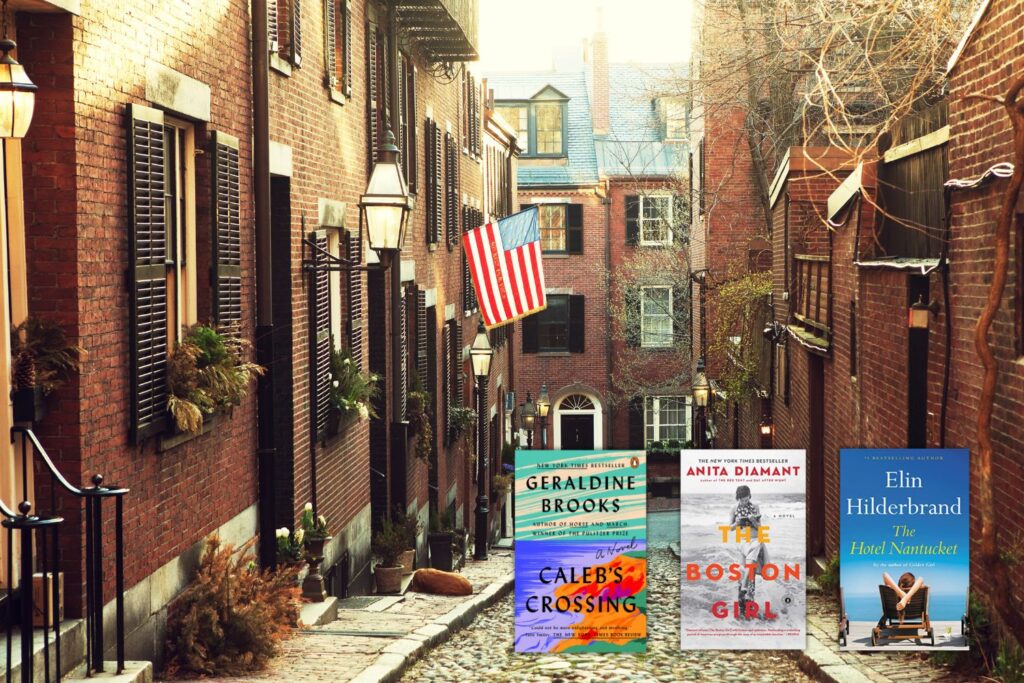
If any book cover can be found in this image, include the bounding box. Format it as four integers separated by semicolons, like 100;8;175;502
514;450;647;653
839;449;969;650
679;450;806;650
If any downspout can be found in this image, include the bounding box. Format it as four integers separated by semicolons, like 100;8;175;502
939;188;953;447
603;180;612;446
252;0;277;567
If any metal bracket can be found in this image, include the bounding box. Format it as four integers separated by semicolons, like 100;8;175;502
301;235;381;273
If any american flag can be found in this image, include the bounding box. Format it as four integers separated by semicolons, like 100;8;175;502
463;206;547;329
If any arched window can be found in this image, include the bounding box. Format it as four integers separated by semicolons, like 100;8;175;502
559;394;595;411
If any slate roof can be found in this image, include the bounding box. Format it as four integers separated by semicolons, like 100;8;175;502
487;71;601;187
595;63;687;178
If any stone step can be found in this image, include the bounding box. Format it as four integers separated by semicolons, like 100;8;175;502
63;660;152;683
2;618;85;683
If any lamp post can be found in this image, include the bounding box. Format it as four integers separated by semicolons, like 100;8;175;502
470;321;493;561
0;3;37;140
692;358;710;449
536;384;550;450
359;129;412;515
521;393;536;449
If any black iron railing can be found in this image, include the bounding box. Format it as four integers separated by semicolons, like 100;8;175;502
3;427;128;683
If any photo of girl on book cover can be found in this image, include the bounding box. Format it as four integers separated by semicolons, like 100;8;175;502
679;450;806;650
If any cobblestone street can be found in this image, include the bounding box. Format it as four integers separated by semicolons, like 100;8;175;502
401;545;813;683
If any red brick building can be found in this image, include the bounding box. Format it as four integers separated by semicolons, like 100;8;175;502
488;20;688;462
2;0;515;673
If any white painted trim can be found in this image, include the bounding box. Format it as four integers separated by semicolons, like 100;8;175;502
400;259;415;283
946;0;992;75
425;288;437;308
768;149;791;209
827;162;863;220
445;303;456;320
552;392;604;450
318;198;347;227
883;126;950;164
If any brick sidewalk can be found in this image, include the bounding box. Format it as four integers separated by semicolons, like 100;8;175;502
798;591;970;683
163;550;514;683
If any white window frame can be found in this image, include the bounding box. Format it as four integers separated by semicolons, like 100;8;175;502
327;229;344;349
644;396;692;445
164;117;197;344
538;203;567;253
640;285;673;348
638;194;673;246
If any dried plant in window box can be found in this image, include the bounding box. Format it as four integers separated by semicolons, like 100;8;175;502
166;324;264;434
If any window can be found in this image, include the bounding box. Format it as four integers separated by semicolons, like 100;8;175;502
272;0;302;65
790;255;831;349
538;204;566;252
163;118;197;343
639;195;673;245
495;105;528;151
662;97;687;141
327;230;344;347
522;294;584;353
534;102;563;155
641;286;673;348
645;396;691;444
494;91;567;157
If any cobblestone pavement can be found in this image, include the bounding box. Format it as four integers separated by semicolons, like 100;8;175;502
400;547;813;683
801;591;969;683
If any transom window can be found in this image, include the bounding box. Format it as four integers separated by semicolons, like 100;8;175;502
560;394;595;411
539;204;567;252
645;396;691;444
640;195;673;245
641;286;673;348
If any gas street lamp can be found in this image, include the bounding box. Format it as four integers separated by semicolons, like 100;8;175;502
692;358;710;448
536;384;550;449
521;393;536;449
471;321;493;561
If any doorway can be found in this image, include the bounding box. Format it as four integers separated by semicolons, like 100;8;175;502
807;353;826;558
560;415;595;449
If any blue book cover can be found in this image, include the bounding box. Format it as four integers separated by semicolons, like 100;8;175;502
839;449;970;650
514;450;647;654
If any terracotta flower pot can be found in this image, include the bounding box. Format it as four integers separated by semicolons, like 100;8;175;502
375;565;404;594
399;549;416;575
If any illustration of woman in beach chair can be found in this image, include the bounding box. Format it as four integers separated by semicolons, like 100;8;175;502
871;571;935;646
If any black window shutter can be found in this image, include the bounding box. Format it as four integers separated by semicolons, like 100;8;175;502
442;320;452;444
290;0;302;65
625;195;640;245
522;312;538;353
268;0;280;52
625;286;641;347
366;20;378;176
445;132;459;250
128;103;169;443
398;55;408;181
342;0;352;96
346;231;364;370
310;230;331;439
324;0;337;89
567;203;583;254
406;61;418;194
416;288;428;386
568;295;585;353
211;131;242;330
628;396;644;449
432;121;443;243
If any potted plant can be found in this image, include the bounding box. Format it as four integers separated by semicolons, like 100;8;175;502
447;405;476;445
428;510;456;572
392;506;422;576
274;526;305;585
10;316;85;423
327;344;378;433
298;503;331;601
372;517;407;594
166;324;264;434
492;472;513;502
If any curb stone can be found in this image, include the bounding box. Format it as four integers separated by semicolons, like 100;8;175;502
347;571;515;683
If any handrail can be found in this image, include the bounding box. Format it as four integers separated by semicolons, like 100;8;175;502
5;426;130;681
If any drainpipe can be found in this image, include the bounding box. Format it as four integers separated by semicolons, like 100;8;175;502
252;0;277;568
603;181;612;445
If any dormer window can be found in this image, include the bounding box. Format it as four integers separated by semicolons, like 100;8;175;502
495;86;568;158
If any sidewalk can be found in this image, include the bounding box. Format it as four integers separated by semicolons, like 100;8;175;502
165;549;513;683
797;590;967;683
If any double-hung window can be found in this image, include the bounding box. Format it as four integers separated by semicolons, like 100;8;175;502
640;286;673;348
534;102;563;155
495;105;528;151
538;294;569;351
539;204;566;253
639;195;673;245
644;396;691;444
494;89;567;157
163;118;197;344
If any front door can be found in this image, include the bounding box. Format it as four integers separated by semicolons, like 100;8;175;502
560;414;594;450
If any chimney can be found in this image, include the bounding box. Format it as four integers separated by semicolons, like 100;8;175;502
591;7;610;136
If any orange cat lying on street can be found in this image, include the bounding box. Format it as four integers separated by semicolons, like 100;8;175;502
409;568;474;596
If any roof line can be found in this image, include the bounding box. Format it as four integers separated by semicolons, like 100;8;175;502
946;0;992;75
